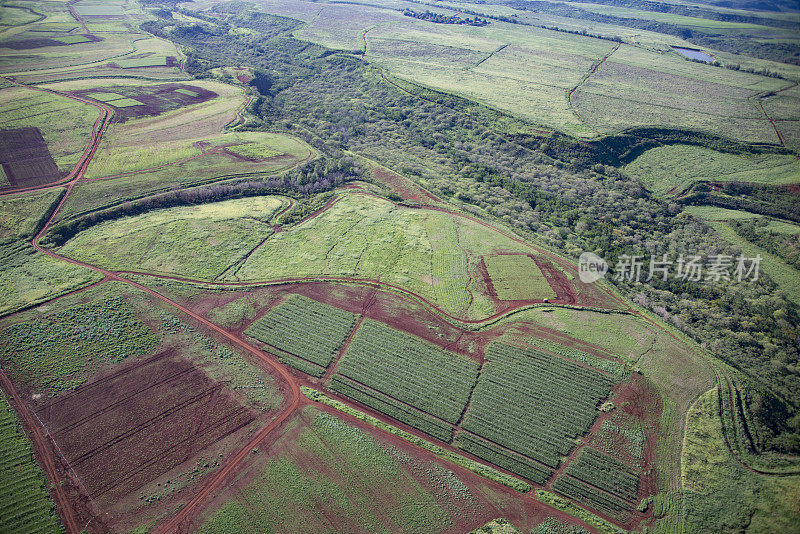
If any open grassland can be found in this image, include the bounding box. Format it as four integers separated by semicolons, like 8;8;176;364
625;145;800;196
0;86;100;171
682;205;762;221
234;191;534;318
485;254;556;300
275;0;799;139
0;283;159;394
0;391;62;534
245;294;358;375
0;246;104;317
458;343;617;480
705;219;800;304
57;196;286;279
682;388;800;532
197;407;489;534
0;188;103;317
0;188;62;243
333;319;479;438
84;131;313;179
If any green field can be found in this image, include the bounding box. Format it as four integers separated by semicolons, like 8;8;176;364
57;197;287;279
197;407;481;533
551;447;641;523
705;219;800;304
484;254;556;300
458;343;618;474
682;388;800;532
335;319;479;424
0;283;158;393
233;191;535;318
625;145;800;195
0;391;62;534
0;88;101;170
0;188;62;243
245;294;358;372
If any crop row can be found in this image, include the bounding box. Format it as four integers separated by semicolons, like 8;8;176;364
563;447;641;503
0;393;62;534
461;342;618;469
278;354;326;378
245;295;357;368
454;432;553;485
337;319;479;424
525;338;629;377
551;475;633;522
329;375;454;442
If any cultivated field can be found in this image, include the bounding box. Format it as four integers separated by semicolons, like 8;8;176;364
625;144;800;195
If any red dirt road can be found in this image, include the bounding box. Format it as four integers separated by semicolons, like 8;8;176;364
0;369;80;533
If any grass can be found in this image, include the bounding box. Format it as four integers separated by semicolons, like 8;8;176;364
682;206;763;221
484;254;556;300
625;145;800;196
460;342;618;470
235;191;527;318
706;219;800;304
83;130;312;180
0;391;63;534
682;387;800;532
0;188;62;244
303;387;532;492
245;294;357;369
197;405;477;533
57;196;286;280
0;87;100;170
335;319;480;424
0;246;104;317
0;282;159;394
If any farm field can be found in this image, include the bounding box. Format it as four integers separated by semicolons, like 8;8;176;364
625;144;800;195
1;0;799;531
245;294;358;375
0;390;62;534
57;196;287;279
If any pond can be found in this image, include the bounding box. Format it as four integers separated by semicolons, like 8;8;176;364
672;46;714;62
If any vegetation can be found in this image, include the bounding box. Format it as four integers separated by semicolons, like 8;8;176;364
461;342;618;470
198;406;477;532
682;388;800;532
302;387;532;492
484;254;556;300
560;447;641;504
535;490;625;534
625;144;800;196
57;196;283;280
245;294;357;368
335;319;480;424
0;283;159;393
0;391;63;534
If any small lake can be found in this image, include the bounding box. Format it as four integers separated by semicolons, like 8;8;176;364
672;47;714;62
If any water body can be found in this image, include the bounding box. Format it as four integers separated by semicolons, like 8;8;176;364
672;47;714;62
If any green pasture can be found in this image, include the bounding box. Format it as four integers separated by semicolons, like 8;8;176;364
625;145;800;196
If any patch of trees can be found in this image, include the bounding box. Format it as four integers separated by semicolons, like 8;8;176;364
402;9;490;26
730;219;800;270
681;182;800;223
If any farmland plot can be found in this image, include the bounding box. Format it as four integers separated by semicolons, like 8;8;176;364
458;343;618;477
332;319;479;439
245;294;358;376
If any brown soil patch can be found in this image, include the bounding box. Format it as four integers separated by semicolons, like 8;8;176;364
35;349;256;503
0;127;63;189
69;83;217;123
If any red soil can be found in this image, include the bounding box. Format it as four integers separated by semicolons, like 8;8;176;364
0;127;63;190
34;349;256;503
